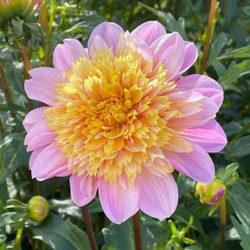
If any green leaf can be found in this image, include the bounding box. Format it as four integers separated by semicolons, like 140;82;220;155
209;33;227;61
11;19;24;37
172;207;204;234
218;45;250;59
177;174;196;197
24;22;45;38
103;219;135;250
226;135;250;158
219;60;250;91
138;3;188;40
103;216;160;250
0;212;15;227
216;163;239;186
49;199;81;219
0;133;27;184
231;216;250;250
227;184;250;229
31;215;91;250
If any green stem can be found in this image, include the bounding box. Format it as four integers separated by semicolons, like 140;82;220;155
44;5;56;67
81;206;98;250
220;198;226;250
199;0;217;73
132;212;142;250
13;227;24;250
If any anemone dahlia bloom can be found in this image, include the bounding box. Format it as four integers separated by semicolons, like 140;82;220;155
0;0;39;28
23;21;227;224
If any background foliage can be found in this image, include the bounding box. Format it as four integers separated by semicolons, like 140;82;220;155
0;0;250;249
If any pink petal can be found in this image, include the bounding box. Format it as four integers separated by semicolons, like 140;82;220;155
99;179;139;224
25;67;66;105
70;173;98;206
29;148;44;170
23;107;48;132
37;164;71;181
173;41;198;80
53;39;88;72
87;22;124;56
31;142;68;180
167;95;218;130
24;120;51;147
131;21;166;45
176;74;224;108
27;132;57;152
167;144;215;183
181;119;227;153
137;171;178;219
150;32;185;81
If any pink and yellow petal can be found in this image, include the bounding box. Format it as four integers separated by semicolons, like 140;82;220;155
88;22;124;55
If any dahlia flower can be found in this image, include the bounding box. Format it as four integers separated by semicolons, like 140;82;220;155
0;0;39;28
23;21;227;224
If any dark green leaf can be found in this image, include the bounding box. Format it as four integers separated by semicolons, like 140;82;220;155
103;219;135;250
11;19;24;37
0;133;27;184
138;3;188;40
218;45;250;60
226;135;250;158
219;60;250;90
31;215;91;250
177;174;196;197
25;22;45;38
227;184;250;228
231;216;250;250
209;33;227;61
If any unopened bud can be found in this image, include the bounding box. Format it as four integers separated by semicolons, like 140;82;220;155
27;196;49;222
196;178;226;206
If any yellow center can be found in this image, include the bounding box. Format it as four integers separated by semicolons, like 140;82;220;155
44;45;192;185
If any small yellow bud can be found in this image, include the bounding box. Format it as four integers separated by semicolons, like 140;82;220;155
196;178;226;206
27;196;49;222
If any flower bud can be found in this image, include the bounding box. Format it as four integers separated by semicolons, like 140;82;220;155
196;178;226;206
27;196;49;222
0;0;39;28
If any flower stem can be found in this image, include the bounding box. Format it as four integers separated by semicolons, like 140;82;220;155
81;206;98;250
132;212;142;250
13;227;24;250
0;62;12;103
17;41;32;72
0;119;4;134
220;198;226;250
199;0;217;73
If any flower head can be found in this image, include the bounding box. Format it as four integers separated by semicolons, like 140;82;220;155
23;21;227;224
0;0;39;28
196;177;226;206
